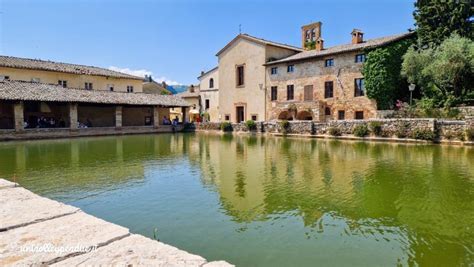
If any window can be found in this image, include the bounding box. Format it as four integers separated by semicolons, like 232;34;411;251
107;84;114;91
304;85;313;101
205;99;210;109
355;111;364;120
31;78;40;83
225;114;230;121
190;85;195;93
236;65;245;86
1;75;10;81
251;115;257;121
127;85;134;93
85;82;93;90
324;81;334;98
325;107;331;116
355;54;366;63
338;110;345;120
271;67;278;75
354;78;365;97
209;78;214;88
325;59;334;67
271;86;278;101
287;65;294;73
58;80;67;88
287;85;294;100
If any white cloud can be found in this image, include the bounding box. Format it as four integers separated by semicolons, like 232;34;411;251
108;66;181;85
108;66;152;78
153;76;180;86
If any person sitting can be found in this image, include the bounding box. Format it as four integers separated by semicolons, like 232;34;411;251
162;116;170;125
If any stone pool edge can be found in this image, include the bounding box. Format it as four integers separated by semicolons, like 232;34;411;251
0;179;233;267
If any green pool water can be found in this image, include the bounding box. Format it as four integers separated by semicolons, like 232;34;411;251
1;133;473;266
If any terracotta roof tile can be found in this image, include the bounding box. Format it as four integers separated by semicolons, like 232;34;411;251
0;55;143;80
0;80;189;107
265;32;414;65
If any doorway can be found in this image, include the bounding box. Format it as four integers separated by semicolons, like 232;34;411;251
236;106;245;123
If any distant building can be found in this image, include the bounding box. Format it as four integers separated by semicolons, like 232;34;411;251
198;67;218;122
176;84;201;122
142;75;172;95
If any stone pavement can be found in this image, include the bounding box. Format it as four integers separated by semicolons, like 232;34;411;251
0;179;233;266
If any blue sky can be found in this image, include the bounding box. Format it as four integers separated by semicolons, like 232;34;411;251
0;0;415;85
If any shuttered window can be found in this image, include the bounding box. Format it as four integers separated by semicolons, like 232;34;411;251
304;85;313;101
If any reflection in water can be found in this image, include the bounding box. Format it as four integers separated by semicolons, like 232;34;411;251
0;133;472;266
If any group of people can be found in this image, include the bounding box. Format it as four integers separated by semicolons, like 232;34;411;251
162;116;180;126
25;116;66;129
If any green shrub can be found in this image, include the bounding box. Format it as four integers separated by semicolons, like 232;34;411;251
410;128;436;141
279;120;290;134
220;122;233;132
353;124;369;137
369;121;383;136
328;127;342;136
395;122;410;138
466;128;474;141
245;120;256;131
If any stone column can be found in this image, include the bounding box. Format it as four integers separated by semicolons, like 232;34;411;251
13;101;24;132
153;106;160;127
181;107;188;123
69;103;78;129
115;106;122;128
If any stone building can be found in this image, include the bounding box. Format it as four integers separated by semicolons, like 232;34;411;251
265;23;413;121
202;22;412;123
176;84;201;122
216;34;301;123
198;67;219;122
0;55;189;139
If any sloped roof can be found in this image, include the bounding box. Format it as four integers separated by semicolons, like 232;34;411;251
0;80;189;107
0;55;143;80
216;34;302;56
197;66;218;79
265;32;414;66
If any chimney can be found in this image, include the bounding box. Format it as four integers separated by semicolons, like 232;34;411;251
315;37;324;51
351;29;364;44
301;21;322;50
201;71;205;76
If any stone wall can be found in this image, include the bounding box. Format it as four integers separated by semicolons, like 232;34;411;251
196;118;474;143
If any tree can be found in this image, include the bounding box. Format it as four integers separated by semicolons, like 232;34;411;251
401;34;474;108
363;38;414;109
414;0;473;47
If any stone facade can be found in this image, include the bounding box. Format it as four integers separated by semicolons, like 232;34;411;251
196;119;474;143
266;51;377;122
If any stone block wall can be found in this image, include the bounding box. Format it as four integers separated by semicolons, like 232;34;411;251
196;118;474;142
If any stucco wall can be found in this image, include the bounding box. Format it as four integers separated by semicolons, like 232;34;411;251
0;67;143;93
218;38;267;122
199;68;220;122
266;51;377;122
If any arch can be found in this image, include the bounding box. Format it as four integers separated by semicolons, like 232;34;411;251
296;110;313;120
278;111;292;120
209;78;214;88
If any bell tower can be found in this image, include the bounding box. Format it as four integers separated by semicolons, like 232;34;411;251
301;22;322;51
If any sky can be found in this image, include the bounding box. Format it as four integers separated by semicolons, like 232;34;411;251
0;0;415;85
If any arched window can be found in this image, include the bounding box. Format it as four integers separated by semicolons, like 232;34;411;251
209;78;214;88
